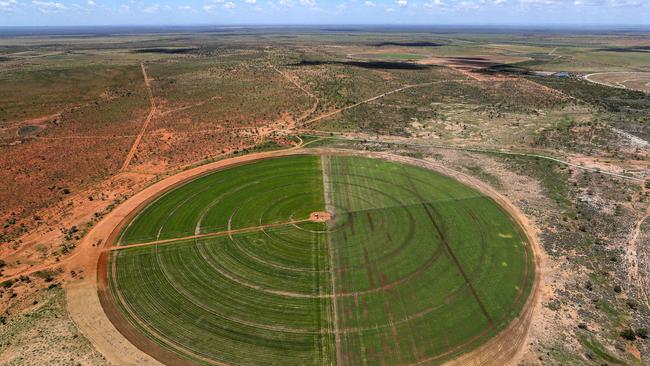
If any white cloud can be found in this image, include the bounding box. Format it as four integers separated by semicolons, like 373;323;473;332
223;1;235;8
245;0;256;3
299;0;315;6
0;0;18;11
364;0;375;5
203;0;225;10
336;1;347;7
423;0;444;8
279;0;293;7
32;0;66;12
396;0;407;6
517;0;560;5
608;0;643;6
86;0;95;4
143;3;159;12
460;0;481;8
178;4;192;10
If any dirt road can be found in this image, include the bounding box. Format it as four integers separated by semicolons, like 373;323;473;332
120;63;156;171
626;184;650;311
301;80;459;128
268;61;319;124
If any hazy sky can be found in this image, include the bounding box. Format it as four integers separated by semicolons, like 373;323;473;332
0;0;649;26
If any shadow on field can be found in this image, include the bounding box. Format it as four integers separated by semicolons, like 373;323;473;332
371;41;444;47
132;48;199;54
478;63;530;76
290;59;431;70
594;46;650;53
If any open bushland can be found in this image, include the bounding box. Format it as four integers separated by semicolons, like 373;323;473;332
0;27;648;365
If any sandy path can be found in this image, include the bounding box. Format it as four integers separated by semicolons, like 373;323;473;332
267;60;320;126
157;96;220;117
295;132;647;183
120;63;156;171
61;147;541;366
584;72;650;93
302;80;463;128
300;74;573;129
626;183;650;311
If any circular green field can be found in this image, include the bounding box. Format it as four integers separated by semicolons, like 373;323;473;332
108;154;534;366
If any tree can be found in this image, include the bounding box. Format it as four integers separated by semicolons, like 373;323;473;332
620;328;636;341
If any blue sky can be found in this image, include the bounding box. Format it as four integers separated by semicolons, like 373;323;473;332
0;0;649;26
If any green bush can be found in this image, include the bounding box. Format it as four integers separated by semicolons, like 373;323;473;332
620;328;636;341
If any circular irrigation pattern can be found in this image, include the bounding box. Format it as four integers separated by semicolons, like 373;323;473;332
102;153;535;366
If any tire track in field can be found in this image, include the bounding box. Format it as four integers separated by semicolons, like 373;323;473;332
333;156;359;364
334;160;489;362
404;174;495;327
193;231;328;299
424;203;494;326
112;219;313;251
321;155;344;366
194;181;260;235
152;241;317;335
149;185;214;242
108;251;223;365
239;228;329;273
317;148;540;366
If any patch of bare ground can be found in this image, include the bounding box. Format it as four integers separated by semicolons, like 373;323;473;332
568;155;650;180
416;55;529;81
0;113;61;140
624;183;650;312
0;136;133;241
0;288;109;366
0;172;152;288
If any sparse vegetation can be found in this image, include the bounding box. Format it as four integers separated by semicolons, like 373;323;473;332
0;27;648;366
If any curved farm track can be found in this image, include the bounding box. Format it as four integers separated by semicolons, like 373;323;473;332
65;147;543;366
584;72;650;93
